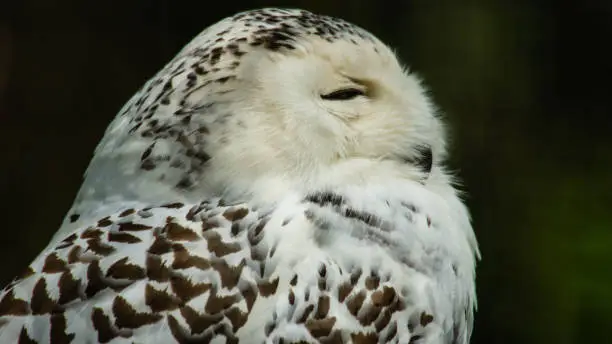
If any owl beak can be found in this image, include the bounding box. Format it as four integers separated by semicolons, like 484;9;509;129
399;145;433;179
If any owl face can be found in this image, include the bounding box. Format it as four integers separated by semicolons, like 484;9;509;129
199;20;445;193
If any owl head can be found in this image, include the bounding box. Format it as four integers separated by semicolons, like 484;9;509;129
72;8;451;211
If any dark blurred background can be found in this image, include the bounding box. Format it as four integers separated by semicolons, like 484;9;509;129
1;1;611;343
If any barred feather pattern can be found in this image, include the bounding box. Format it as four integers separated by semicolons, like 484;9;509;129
0;185;473;343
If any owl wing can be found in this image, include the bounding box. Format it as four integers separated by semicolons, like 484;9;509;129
0;199;277;343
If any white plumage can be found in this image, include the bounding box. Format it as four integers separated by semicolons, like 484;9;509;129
0;8;479;343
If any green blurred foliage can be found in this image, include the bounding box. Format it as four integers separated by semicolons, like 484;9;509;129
1;1;611;343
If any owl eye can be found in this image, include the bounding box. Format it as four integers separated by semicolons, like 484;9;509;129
321;88;365;101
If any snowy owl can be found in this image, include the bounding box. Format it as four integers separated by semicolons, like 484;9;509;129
0;8;479;344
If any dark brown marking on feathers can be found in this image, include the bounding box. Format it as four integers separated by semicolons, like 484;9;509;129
358;303;382;326
106;257;146;280
225;306;249;331
288;289;296;305
81;228;103;239
253;219;267;237
342;208;382;228
112;295;162;329
306;317;336;338
31;278;59;315
409;334;423;343
42;253;68;273
186;204;205;221
57;271;80;305
350;268;362;285
86;238;115;256
118;208;135;217
202;219;222;232
305;191;345;207
320;330;343;344
222;208;249;221
241;285;257;311
145;254;172;282
108;232;142;244
315;295;330;319
97;217;113;227
170;275;211;302
420;312;434;326
211;259;245;289
171;247;211;270
290;274;298;286
118;222;152;232
351;332;378;344
389;296;406;313
91;308;119;343
230;222;241;236
375;308;392;331
204;289;240;314
0;290;29;316
297;304;315;323
85;260;106;298
50;314;76;344
318;278;326;291
249;233;266;258
140;159;156;171
18;327;37;344
55;241;73;250
58;233;78;246
258;277;279;296
167;315;189;343
337;281;353;303
264;321;278;340
140;143;154;162
148;236;173;255
364;272;380;290
161;202;184;209
319;264;327;278
371;285;396;307
145;284;181;312
346;290;367;316
66;245;82;264
205;231;241;257
180;306;223;334
164;222;199;241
